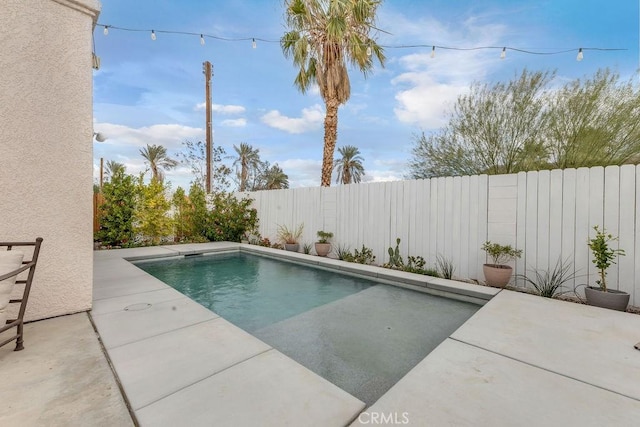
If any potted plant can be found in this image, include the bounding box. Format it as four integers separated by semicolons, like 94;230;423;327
481;241;522;288
314;231;333;257
277;223;303;252
584;226;629;311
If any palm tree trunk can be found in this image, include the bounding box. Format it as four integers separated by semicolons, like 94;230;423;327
321;99;339;187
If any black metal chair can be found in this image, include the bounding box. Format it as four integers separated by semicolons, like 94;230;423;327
0;238;43;351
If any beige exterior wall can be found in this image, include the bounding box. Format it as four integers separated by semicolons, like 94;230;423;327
0;0;100;320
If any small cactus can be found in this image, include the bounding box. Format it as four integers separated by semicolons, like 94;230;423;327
387;238;404;268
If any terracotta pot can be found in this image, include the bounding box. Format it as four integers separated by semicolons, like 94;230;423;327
483;264;513;288
284;243;299;252
314;243;331;257
584;286;629;311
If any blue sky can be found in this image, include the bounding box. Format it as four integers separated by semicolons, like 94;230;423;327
93;0;639;190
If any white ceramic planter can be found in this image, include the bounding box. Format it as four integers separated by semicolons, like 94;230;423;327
0;251;25;326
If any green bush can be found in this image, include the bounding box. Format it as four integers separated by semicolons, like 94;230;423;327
135;177;173;245
96;170;137;246
205;193;258;242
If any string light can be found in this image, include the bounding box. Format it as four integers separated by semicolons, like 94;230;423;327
366;45;372;56
94;23;625;60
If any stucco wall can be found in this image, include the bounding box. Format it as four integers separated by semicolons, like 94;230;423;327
0;0;100;321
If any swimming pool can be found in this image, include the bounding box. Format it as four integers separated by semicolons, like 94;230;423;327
136;252;375;332
136;252;480;406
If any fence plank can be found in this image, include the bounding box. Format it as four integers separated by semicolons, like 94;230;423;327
574;168;591;292
618;165;635;296
524;171;539;282
604;166;621;289
561;169;577;291
537;170;551;272
458;176;470;278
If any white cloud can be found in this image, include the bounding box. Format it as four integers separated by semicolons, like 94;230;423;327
194;103;246;114
221;118;247;127
392;73;468;128
277;158;322;187
94;122;204;150
362;171;403;183
388;13;508;129
261;105;324;134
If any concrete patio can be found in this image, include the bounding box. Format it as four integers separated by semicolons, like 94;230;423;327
1;242;639;426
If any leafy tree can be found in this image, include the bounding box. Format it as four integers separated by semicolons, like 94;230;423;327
545;69;640;168
135;177;173;245
408;68;640;179
172;187;190;242
261;163;289;190
409;69;552;178
176;140;231;192
139;144;178;182
188;183;210;239
96;169;137;246
334;145;365;184
205;193;258;242
281;0;385;187
232;142;262;191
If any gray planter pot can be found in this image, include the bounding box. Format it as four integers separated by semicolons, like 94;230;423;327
284;243;299;252
584;286;629;311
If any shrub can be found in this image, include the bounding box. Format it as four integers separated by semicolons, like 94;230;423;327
335;244;352;260
135;177;173;245
436;254;455;279
205;193;259;242
481;241;522;265
316;230;333;243
588;225;625;292
97;170;137;246
517;258;576;298
349;245;376;265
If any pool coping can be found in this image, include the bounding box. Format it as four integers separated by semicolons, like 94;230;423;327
93;242;640;426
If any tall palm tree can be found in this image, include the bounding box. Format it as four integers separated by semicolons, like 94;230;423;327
334;145;365;184
104;160;126;182
262;164;289;190
139;144;178;182
281;0;385;187
232;142;262;191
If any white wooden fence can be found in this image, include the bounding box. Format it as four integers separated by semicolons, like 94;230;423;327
239;165;639;306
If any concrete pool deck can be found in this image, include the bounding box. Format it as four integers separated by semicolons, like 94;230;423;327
2;241;639;425
91;242;640;426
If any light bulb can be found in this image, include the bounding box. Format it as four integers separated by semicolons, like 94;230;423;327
366;45;372;56
430;46;436;59
500;47;506;59
103;26;109;36
576;48;583;61
151;30;156;41
200;34;205;45
252;38;257;49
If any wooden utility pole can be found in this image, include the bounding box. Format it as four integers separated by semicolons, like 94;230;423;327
203;61;213;193
99;157;104;191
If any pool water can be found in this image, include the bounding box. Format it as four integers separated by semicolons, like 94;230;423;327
136;252;480;406
136;252;375;332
